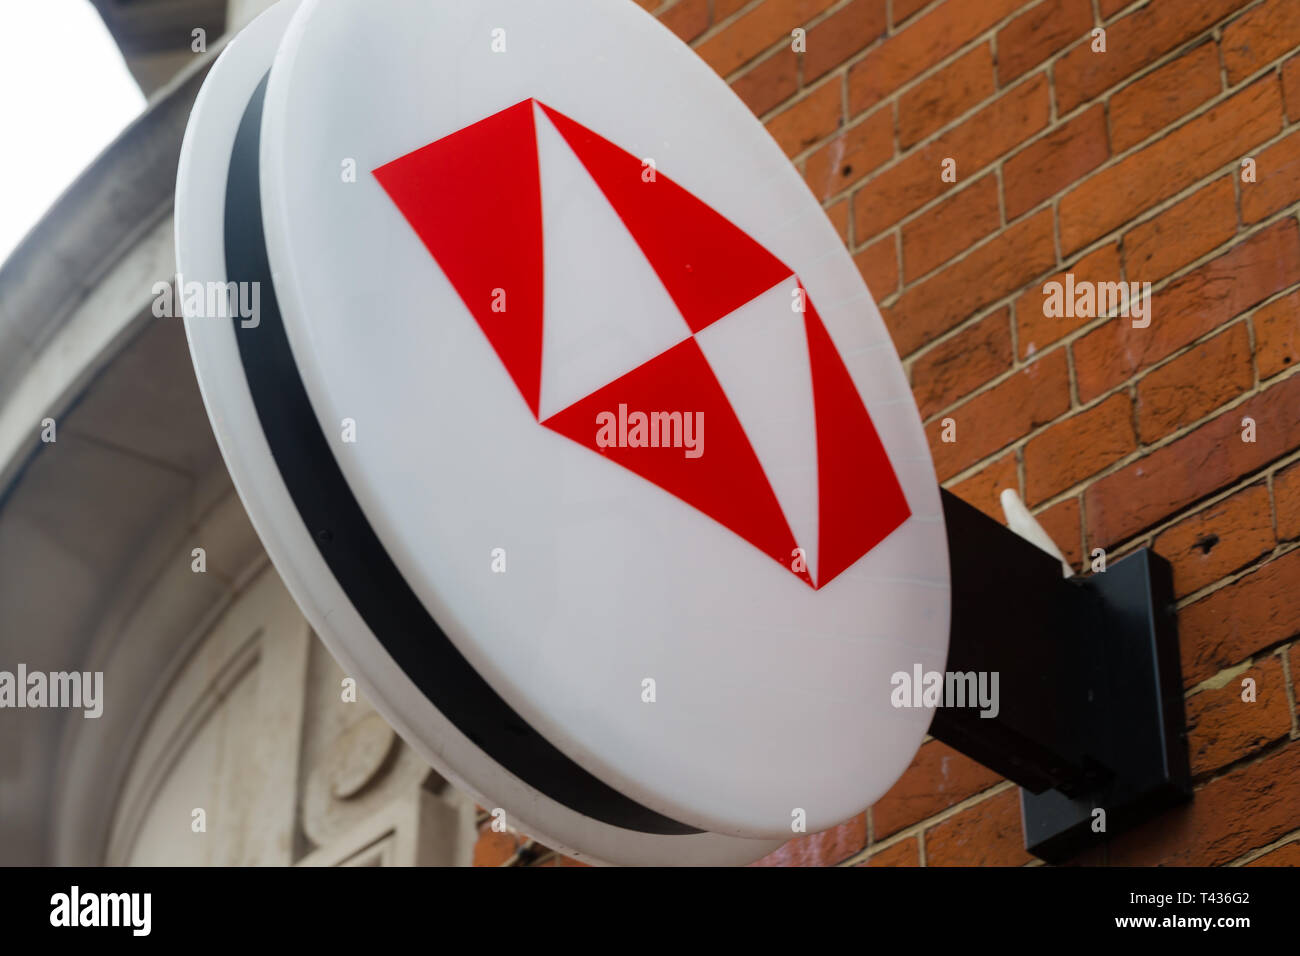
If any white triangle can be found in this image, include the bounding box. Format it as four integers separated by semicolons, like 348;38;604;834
534;103;692;422
695;279;820;585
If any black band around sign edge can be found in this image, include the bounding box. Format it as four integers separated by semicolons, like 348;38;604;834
222;73;700;836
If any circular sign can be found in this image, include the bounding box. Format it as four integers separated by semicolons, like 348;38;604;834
178;0;949;864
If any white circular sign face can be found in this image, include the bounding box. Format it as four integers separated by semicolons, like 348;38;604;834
179;0;949;862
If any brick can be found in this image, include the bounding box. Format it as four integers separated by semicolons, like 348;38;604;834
1186;656;1290;776
853;232;899;299
1152;483;1275;597
1179;547;1300;686
732;48;800;117
1254;288;1300;379
927;349;1070;480
1014;243;1122;359
996;0;1093;85
803;0;888;84
1034;494;1083;569
897;42;996;149
1024;393;1135;504
826;196;850;246
750;812;868;866
1277;460;1300;541
884;208;1056;356
1075;218;1300;401
1294;643;1300;708
854;75;1051;238
1058;77;1282;254
472;826;524;866
1284;54;1300;122
715;0;751;20
1294;643;1300;714
1246;841;1300;865
892;0;932;27
1136;322;1254;442
765;78;843;157
1054;0;1246;114
948;449;1019;522
1242;128;1300;224
698;0;837;76
803;104;892;202
847;0;1025;114
856;838;919;866
1122;176;1237;284
911;307;1013;418
925;789;1032;866
1108;41;1222;153
1223;0;1300;85
873;740;1003;838
660;0;711;42
1004;104;1109;221
1100;741;1300;865
901;174;1001;282
1085;370;1300;548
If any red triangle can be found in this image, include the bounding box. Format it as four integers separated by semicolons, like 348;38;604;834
804;294;911;587
536;102;793;334
373;100;545;417
542;338;812;587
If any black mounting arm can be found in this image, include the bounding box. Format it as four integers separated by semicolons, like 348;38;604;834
931;490;1192;863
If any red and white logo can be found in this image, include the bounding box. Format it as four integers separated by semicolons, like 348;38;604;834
375;100;910;590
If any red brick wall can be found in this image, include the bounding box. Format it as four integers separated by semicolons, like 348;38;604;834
486;0;1300;866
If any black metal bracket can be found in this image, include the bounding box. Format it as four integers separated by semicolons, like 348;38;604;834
931;490;1192;863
